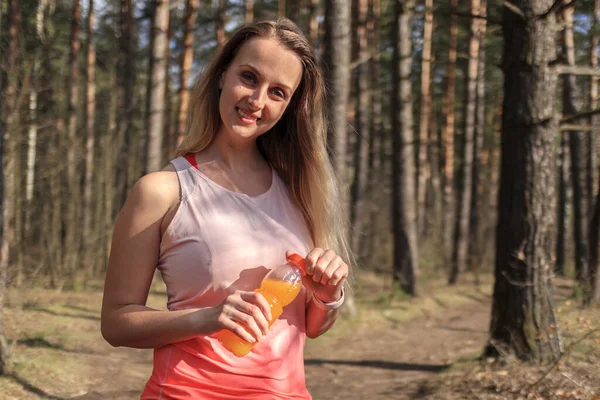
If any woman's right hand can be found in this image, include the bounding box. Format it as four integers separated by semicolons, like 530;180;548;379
207;291;273;343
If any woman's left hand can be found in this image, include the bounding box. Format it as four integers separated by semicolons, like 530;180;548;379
286;248;348;304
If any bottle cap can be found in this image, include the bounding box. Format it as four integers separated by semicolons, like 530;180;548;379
286;253;307;274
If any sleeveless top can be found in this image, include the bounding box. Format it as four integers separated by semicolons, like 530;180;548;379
140;156;314;400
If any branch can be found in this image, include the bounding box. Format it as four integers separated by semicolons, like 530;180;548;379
560;108;600;124
535;0;580;20
555;65;600;76
504;1;525;18
524;328;599;392
560;124;594;131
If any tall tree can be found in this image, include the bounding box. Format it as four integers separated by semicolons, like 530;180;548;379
309;0;319;48
147;0;170;173
115;0;135;211
83;0;97;276
561;3;589;294
0;0;21;374
350;0;370;256
442;0;458;257
486;0;560;362
556;132;569;276
468;0;487;280
216;0;226;46
391;0;418;295
588;0;599;223
324;0;351;210
246;0;254;23
65;0;82;279
177;0;199;150
417;0;433;236
449;0;481;284
588;0;600;305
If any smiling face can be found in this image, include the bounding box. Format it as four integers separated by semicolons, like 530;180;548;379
217;37;304;143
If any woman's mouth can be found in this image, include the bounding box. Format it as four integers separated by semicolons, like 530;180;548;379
237;107;261;124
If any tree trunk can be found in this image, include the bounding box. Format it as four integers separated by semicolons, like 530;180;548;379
442;0;458;259
588;0;599;228
115;0;135;212
324;0;351;210
216;0;226;46
417;0;433;237
246;0;254;23
365;0;383;264
0;0;21;375
147;0;170;173
556;132;569;276
391;0;418;296
561;4;590;295
83;0;96;281
323;0;354;314
350;0;370;257
469;0;486;283
65;0;82;283
309;0;319;48
162;11;174;166
177;0;199;150
588;0;600;305
449;0;480;284
486;0;561;363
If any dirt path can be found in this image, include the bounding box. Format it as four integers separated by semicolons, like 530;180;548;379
69;292;491;400
2;286;492;400
304;292;491;400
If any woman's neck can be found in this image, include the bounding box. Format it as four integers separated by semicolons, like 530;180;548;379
200;134;268;173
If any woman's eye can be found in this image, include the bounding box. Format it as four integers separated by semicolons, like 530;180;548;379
240;72;256;83
272;88;285;98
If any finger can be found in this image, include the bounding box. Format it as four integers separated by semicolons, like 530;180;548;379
241;291;272;329
304;248;325;275
329;272;348;288
312;249;337;283
217;306;256;343
231;307;264;342
319;256;344;285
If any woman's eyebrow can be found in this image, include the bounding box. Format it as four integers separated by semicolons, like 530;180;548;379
239;63;292;92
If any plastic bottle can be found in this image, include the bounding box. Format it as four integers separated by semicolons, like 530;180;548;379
215;253;306;357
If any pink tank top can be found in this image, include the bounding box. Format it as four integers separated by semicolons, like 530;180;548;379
141;156;314;400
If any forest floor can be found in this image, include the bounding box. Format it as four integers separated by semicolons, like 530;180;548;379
0;272;599;400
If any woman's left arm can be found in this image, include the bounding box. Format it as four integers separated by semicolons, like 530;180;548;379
287;249;348;339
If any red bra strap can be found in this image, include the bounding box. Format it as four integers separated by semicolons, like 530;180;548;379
184;153;198;170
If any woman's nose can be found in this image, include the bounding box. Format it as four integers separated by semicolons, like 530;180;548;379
248;88;267;110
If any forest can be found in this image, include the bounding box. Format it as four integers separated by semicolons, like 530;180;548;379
0;0;599;398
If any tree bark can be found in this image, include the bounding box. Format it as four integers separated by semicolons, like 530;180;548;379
556;132;569;276
115;0;135;213
65;0;82;282
391;0;418;296
0;0;21;375
146;0;170;173
177;0;199;150
216;0;226;46
350;0;370;256
588;0;600;305
588;0;599;225
469;0;487;283
442;0;458;259
417;0;433;237
83;0;96;280
324;0;351;211
561;4;590;295
449;0;480;285
246;0;254;23
486;0;561;363
309;0;319;48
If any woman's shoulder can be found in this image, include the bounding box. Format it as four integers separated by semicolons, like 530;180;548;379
127;165;180;213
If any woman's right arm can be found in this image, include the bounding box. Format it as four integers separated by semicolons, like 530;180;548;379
100;171;272;349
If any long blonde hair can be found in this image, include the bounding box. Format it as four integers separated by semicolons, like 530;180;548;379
177;19;353;284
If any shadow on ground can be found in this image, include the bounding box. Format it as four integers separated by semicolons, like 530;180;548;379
305;359;450;372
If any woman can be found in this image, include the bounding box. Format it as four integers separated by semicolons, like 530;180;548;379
101;18;352;399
